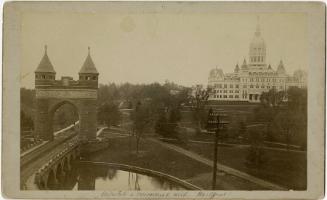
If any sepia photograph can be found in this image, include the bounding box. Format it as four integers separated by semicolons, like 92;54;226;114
2;1;325;199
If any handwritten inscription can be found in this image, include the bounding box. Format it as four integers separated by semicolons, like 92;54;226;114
100;191;227;199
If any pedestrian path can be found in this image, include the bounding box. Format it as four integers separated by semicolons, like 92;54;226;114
150;138;286;190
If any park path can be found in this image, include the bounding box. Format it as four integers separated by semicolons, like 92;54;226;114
149;138;286;190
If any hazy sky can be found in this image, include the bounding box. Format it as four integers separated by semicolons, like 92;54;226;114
20;8;307;88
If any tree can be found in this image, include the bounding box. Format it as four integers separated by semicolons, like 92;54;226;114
155;110;169;137
246;125;266;168
155;106;182;138
260;89;285;109
131;101;153;154
21;110;34;132
255;87;307;149
98;102;122;127
189;87;211;133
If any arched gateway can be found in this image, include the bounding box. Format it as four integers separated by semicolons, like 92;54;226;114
34;46;99;141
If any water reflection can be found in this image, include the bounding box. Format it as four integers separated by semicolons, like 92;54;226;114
46;163;187;190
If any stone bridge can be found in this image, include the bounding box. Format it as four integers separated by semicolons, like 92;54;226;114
21;123;110;190
33;136;80;189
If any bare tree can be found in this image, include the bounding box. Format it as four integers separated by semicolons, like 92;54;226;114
189;86;211;133
130;101;152;155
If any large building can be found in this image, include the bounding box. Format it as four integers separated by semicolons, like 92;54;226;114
207;22;307;103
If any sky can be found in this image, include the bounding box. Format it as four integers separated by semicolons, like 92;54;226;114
20;8;307;89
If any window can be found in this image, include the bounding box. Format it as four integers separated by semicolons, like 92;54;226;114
230;84;233;88
256;85;259;88
261;85;265;88
224;84;227;88
250;85;253;88
229;95;233;98
218;84;222;88
235;84;239;88
235;95;239;98
243;85;247;88
93;76;97;80
42;75;45;79
235;90;239;93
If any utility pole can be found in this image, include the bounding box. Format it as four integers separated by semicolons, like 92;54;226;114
212;115;219;189
206;108;229;190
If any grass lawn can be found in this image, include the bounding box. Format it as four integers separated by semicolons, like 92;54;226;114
182;141;306;190
85;134;266;190
87;136;212;180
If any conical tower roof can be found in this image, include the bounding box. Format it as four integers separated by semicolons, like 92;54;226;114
79;47;99;74
35;45;56;73
277;60;286;74
241;58;248;70
234;63;240;72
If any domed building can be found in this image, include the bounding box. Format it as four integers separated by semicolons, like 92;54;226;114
207;21;307;103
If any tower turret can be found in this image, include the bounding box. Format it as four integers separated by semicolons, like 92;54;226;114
241;59;248;70
35;45;56;87
277;60;286;74
234;63;240;73
79;47;99;88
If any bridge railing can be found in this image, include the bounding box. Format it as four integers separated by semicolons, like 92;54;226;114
21;121;80;155
54;121;80;136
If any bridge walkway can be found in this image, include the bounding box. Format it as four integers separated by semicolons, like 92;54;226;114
21;130;79;187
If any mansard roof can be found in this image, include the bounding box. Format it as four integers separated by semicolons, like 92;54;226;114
79;47;99;74
35;45;56;73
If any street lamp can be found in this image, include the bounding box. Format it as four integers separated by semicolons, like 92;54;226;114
206;108;229;190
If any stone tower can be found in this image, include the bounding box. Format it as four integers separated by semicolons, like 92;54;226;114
34;46;99;141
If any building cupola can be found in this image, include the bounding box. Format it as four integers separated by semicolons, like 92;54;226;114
249;17;266;68
35;45;56;84
78;47;99;88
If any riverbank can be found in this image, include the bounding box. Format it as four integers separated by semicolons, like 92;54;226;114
86;134;266;190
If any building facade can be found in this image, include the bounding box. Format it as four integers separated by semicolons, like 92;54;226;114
208;23;307;103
